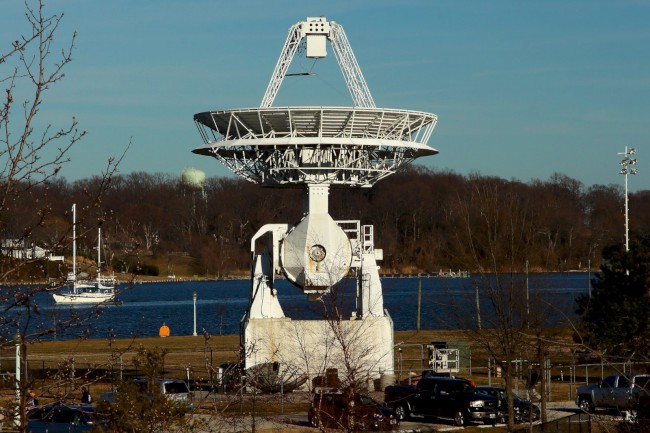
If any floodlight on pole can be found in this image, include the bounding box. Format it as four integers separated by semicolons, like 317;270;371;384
617;146;638;252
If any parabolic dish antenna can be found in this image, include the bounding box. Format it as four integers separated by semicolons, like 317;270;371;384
192;16;438;293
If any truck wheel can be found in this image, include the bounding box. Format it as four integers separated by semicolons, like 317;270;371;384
454;410;466;427
578;396;594;413
394;404;409;421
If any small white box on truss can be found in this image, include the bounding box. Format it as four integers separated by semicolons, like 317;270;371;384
303;17;330;58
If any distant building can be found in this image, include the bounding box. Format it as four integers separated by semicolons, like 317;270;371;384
1;239;62;261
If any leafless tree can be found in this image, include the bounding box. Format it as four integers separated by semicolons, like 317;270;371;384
444;179;561;430
0;1;125;431
278;271;392;432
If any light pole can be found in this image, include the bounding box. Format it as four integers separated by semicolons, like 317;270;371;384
618;146;637;252
192;291;198;336
14;331;21;428
526;259;530;318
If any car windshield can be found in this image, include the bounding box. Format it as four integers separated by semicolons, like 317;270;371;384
635;376;650;389
359;396;378;406
480;388;505;399
448;382;472;394
164;382;189;394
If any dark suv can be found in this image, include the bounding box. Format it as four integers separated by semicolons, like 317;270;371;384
27;404;108;433
476;386;540;423
308;392;399;431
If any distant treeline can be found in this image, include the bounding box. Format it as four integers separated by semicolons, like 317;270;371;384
5;166;649;276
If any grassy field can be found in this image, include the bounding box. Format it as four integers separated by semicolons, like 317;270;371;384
0;329;598;433
0;327;591;410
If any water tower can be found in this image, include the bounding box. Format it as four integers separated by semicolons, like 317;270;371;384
181;167;206;190
192;17;438;384
181;167;206;212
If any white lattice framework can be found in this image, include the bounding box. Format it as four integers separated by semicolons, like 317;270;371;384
193;17;438;188
260;19;375;109
193;107;437;187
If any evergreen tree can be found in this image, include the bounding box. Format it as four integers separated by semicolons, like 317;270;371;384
575;243;650;362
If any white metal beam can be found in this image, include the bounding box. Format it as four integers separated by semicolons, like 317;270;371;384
260;18;376;108
329;23;376;108
260;23;302;108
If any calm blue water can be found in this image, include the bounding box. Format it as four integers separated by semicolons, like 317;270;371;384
20;273;592;340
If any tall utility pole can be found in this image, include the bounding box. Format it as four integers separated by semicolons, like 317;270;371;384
618;147;638;251
192;291;198;337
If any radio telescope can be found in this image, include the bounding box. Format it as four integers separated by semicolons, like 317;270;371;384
192;17;438;381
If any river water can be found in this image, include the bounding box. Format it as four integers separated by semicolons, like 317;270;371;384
26;272;592;340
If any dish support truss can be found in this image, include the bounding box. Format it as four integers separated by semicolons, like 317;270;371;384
193;107;438;188
261;17;375;109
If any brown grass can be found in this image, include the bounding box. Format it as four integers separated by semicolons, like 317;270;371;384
0;329;595;433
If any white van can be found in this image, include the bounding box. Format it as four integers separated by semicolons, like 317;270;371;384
99;378;192;407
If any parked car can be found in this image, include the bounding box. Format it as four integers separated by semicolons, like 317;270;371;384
475;386;540;423
576;373;649;413
99;377;192;407
308;391;399;431
27;404;108;433
384;376;498;426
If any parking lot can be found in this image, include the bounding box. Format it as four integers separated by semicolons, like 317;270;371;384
189;390;581;432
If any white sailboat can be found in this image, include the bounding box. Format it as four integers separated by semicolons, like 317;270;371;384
52;204;116;304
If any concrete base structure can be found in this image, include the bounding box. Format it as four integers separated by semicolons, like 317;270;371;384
243;314;394;387
243;219;394;388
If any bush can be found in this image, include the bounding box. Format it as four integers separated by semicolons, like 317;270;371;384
135;264;159;276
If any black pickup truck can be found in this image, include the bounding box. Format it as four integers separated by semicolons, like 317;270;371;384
384;377;498;426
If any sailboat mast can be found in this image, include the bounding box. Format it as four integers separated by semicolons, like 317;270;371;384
72;204;76;282
97;227;102;281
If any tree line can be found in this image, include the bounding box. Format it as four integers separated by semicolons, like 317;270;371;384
4;2;648;432
3;166;648;278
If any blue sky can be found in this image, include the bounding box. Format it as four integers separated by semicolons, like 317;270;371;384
3;0;649;191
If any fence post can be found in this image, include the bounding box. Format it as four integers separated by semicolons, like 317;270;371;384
546;358;551;402
209;349;214;393
569;364;573;400
487;358;491;386
601;359;604;380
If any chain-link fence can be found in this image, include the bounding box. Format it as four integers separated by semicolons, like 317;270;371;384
514;412;591;433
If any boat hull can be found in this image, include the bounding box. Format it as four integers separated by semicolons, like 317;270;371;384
52;290;114;304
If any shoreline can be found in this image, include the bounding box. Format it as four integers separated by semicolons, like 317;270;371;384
5;269;596;287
